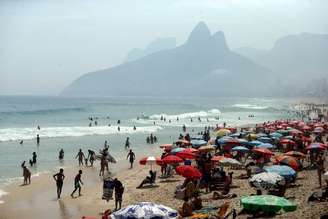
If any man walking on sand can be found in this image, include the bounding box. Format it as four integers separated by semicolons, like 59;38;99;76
71;170;83;198
126;149;135;169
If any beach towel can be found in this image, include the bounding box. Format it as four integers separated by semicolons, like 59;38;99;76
102;178;115;201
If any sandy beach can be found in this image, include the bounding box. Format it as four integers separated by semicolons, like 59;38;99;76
1;146;328;219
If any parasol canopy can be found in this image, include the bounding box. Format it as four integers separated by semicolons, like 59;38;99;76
110;202;178;219
249;172;286;190
162;155;183;164
241;195;297;214
175;165;202;179
263;165;296;182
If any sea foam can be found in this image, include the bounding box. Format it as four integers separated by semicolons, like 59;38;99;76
0;125;162;142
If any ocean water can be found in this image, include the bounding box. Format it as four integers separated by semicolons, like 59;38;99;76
0;96;296;196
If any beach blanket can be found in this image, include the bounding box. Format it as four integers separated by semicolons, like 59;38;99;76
102;179;115;201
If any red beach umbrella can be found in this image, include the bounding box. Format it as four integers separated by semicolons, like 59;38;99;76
162;155;183;164
176;151;197;160
211;155;225;162
275;155;302;171
284;151;306;159
252;148;274;156
176;165;202;179
306;143;326;150
280;139;296;146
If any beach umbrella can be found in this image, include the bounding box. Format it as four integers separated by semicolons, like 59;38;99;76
159;144;173;149
139;156;162;165
252;148;274;156
219;157;242;167
257;133;268;138
110;202;178;219
238;138;249;145
176;165;202;179
301;125;311;131
175;139;190;145
211;155;225;162
263;165;296;182
289;129;303;135
232;146;249;153
276;129;289;135
274;156;302;171
282;135;294;140
162;155;183;164
171;147;185;154
306;143;326;150
249;166;265;174
198;145;215;152
241;195;297;214
284;151;305;159
230;132;245;138
258;137;272;143
176;150;197;160
217;136;233;144
190;139;207;148
248;140;262;146
249;172;286;190
216;129;231;137
270;132;283;138
256;143;274;149
280;139;296;146
314;127;324;133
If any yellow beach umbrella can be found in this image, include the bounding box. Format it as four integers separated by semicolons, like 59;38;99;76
216;129;231;137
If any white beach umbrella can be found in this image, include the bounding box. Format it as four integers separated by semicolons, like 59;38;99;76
110;202;178;219
219;157;242;166
250;172;286;190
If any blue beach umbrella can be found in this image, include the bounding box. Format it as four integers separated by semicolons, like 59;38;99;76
258;137;272;143
257;143;274;149
248;140;262;146
238;138;249;145
257;133;268;138
232;146;249;152
270;132;283;138
264;165;296;182
217;136;233;144
190;139;207;148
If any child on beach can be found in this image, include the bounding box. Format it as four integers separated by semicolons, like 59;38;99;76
71;170;83;198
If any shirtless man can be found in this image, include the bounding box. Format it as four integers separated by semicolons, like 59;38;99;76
75;149;85;166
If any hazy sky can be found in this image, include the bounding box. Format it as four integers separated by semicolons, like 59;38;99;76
1;0;327;95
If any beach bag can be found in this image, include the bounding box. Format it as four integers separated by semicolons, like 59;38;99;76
102;178;114;201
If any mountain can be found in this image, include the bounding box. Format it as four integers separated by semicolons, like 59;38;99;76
234;47;267;63
61;22;271;97
125;38;176;62
235;33;328;93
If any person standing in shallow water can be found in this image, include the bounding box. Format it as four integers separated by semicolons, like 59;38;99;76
75;149;85;166
36;134;40;145
21;161;31;185
125;137;130;149
71;170;83;198
32;152;37;165
126;149;135;169
53;168;65;199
